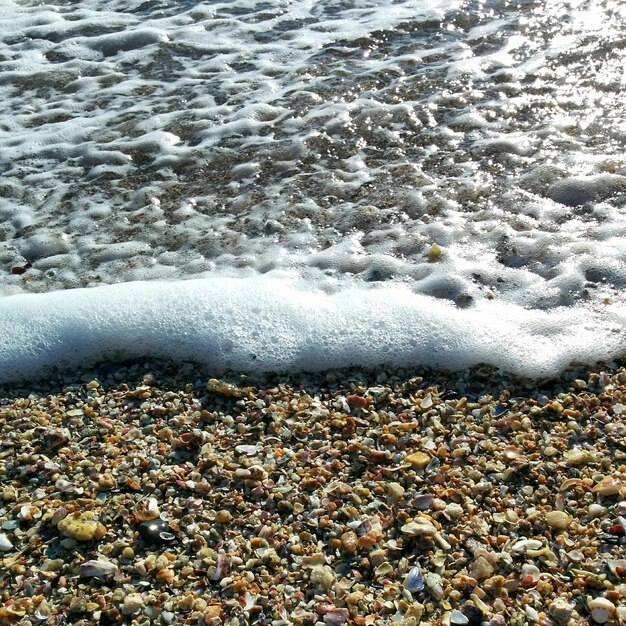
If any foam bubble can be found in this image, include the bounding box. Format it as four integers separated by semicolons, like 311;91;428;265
1;275;626;383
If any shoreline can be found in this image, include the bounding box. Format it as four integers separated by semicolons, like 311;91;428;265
0;359;625;625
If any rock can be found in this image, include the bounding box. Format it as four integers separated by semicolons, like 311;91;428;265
548;598;574;624
310;565;335;590
387;482;405;503
406;452;431;469
57;511;106;542
545;510;572;531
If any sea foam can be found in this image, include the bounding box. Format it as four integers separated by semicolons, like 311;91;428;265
1;275;625;383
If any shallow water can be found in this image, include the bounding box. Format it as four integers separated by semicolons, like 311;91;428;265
1;0;626;379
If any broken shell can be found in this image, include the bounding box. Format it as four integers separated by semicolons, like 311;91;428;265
404;565;425;592
588;597;616;624
134;497;160;521
512;538;543;554
450;610;469;625
121;593;144;615
310;565;335;590
564;448;592;466
80;560;119;577
592;476;622;496
0;533;13;551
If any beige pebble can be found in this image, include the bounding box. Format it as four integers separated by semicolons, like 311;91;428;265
406;452;431;469
310;565;335;589
57;511;106;542
545;510;572;531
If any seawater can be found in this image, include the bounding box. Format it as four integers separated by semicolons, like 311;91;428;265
1;0;626;380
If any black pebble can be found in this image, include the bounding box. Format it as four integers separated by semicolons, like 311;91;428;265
462;604;484;626
137;519;174;544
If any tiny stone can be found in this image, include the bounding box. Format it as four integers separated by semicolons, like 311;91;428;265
545;510;572;531
406;452;431;469
450;609;469;625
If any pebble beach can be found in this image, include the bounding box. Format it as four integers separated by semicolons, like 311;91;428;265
0;360;625;626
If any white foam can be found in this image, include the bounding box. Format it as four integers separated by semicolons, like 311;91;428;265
1;275;625;383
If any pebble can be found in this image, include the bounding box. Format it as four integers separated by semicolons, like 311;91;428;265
57;511;107;541
405;451;431;469
138;519;174;544
545;510;572;530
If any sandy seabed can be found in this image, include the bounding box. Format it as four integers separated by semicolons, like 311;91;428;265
0;359;625;626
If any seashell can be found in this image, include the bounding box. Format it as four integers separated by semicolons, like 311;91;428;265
134;497;160;522
412;494;435;510
212;551;230;581
404;566;425;592
80;560;119;577
138;519;174;544
310;565;335;590
512;538;543;554
588;597;616;624
443;503;464;521
401;520;436;537
520;563;540;582
323;609;349;626
564;448;592;466
525;606;539;622
588;503;608;518
469;556;494;581
423;572;443;600
592;476;622;496
51;506;69;526
121;593;144;615
34;602;51;620
18;505;42;521
419;393;433;409
41;428;69;450
0;533;13;552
